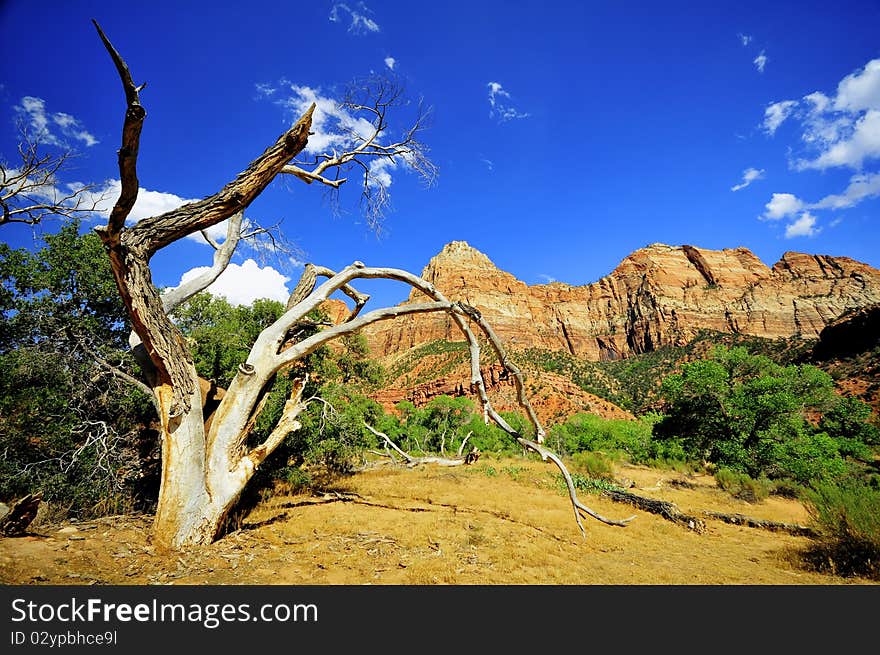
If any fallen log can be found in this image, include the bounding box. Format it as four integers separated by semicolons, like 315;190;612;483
364;423;475;468
703;511;817;537
602;489;706;533
0;493;42;536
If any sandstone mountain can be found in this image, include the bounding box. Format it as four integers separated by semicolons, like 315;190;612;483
365;241;880;362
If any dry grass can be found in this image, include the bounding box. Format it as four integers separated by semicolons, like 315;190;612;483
1;456;876;585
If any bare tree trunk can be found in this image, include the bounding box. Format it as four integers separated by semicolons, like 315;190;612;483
151;379;214;547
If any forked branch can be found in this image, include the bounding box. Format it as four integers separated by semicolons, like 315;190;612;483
94;21;315;416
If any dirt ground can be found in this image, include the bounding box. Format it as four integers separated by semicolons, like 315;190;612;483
1;457;875;585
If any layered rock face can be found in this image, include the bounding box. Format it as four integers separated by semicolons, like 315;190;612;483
365;241;880;361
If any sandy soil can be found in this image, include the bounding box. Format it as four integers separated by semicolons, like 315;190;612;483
1;458;875;585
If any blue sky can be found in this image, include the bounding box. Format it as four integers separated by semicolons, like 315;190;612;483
1;0;878;309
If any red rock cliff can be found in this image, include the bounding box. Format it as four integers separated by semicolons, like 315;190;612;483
364;241;880;361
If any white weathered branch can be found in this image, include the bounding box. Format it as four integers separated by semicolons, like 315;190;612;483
234;261;633;537
235;375;309;479
363;423;468;468
161;211;244;315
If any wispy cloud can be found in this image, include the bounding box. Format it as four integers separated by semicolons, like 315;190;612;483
731;167;764;192
255;82;277;97
14;96;98;147
384;56;396;71
480;157;494;172
738;33;753;46
276;83;376;155
537;273;556;284
812;171;880;209
762;172;880;220
753;50;768;73
178;259;291;306
763;100;797;135
329;2;380;34
260;81;414;194
784;211;819;238
487;81;530;123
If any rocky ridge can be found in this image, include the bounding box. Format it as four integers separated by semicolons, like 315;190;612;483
364;240;880;362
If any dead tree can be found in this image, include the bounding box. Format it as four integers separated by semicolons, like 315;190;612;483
0;128;103;227
93;22;632;549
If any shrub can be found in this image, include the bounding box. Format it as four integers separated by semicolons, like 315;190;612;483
803;480;880;580
561;472;622;494
714;468;771;502
570;451;614;480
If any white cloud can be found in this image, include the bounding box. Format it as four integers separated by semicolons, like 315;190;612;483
367;157;397;189
833;58;880;113
785;211;819;238
537;274;556;284
178;259;290;306
763;100;797;135
761;59;880;171
760;172;880;236
761;192;804;220
480;158;494;171
487;81;530;123
329;2;380;34
731;167;765;192
384;56;396;71
812;171;880;210
279;84;375;155
795;109;880;170
14;96;98;147
738;33;753;46
753;51;768;73
754;59;880;238
804;91;831;114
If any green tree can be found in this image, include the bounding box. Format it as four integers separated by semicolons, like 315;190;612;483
654;346;873;484
172;293;286;388
0;221;155;516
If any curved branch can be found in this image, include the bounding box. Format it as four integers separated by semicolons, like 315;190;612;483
247;262;633;537
235;375;309;479
275;301;454;369
160;211;244;314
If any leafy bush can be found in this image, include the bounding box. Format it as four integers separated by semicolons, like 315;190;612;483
714;468;771;502
570;451;614;480
803;480;880;580
562;472;623;494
